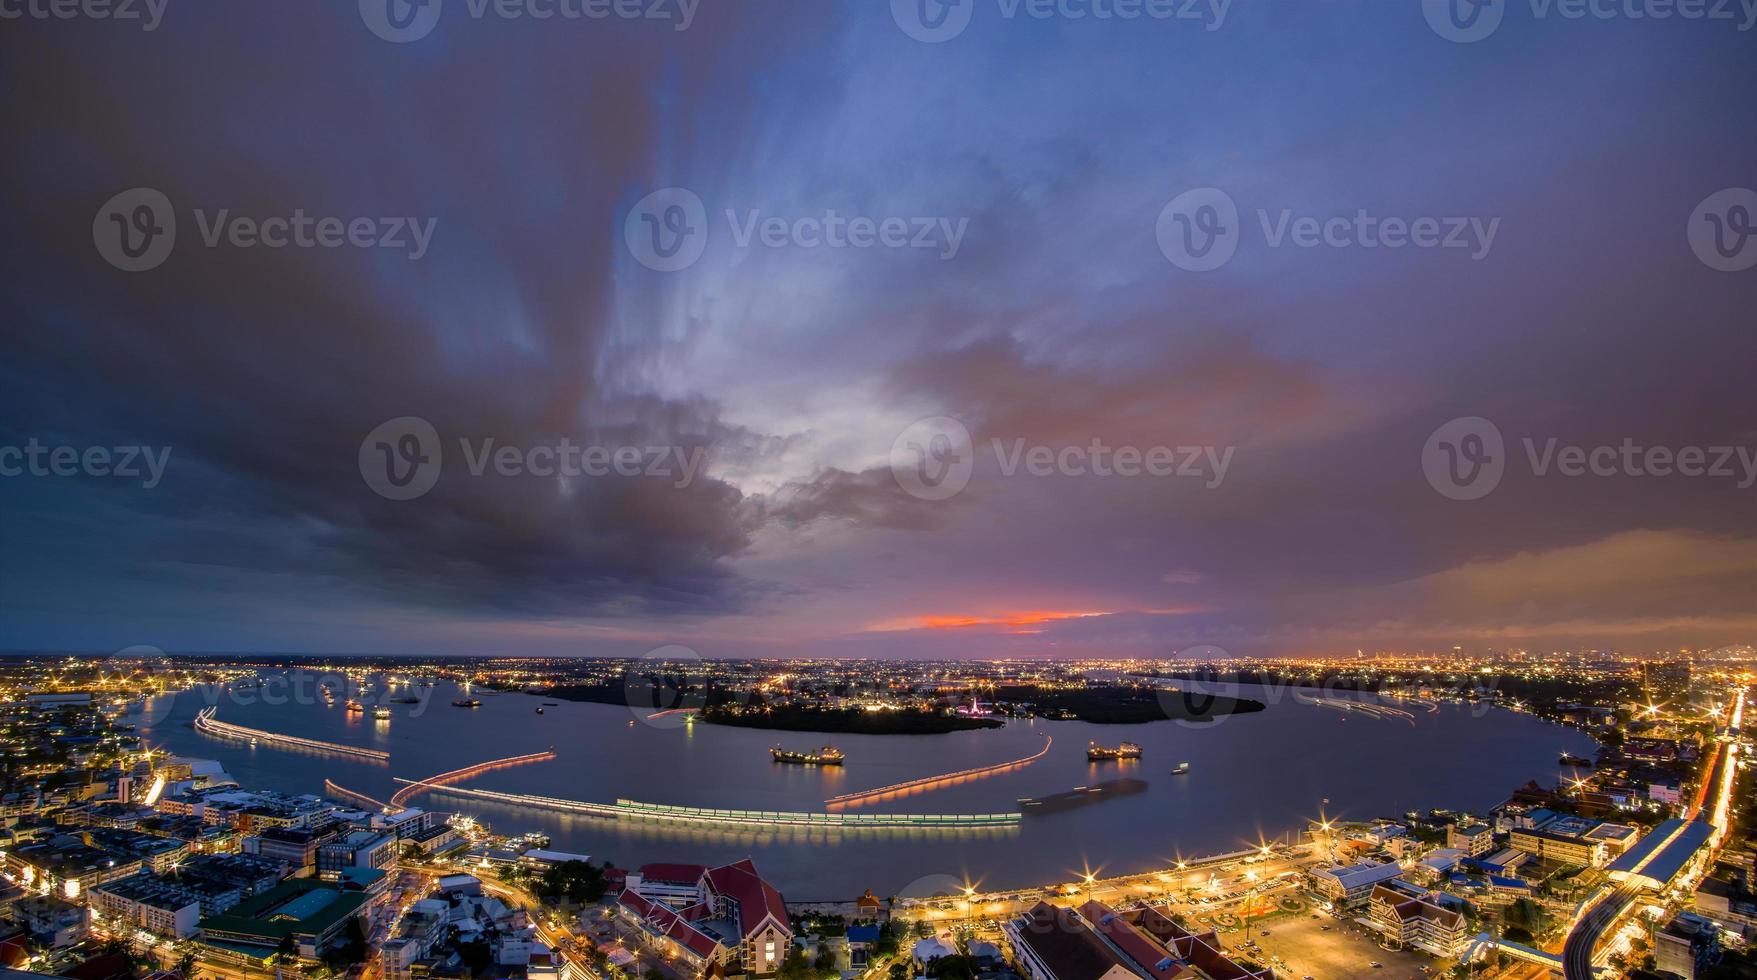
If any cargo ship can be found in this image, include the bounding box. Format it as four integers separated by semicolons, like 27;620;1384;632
1019;778;1149;815
1559;752;1593;768
771;746;845;766
1087;741;1143;761
452;698;482;708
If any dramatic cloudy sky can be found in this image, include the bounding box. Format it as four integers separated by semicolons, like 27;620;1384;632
2;0;1753;658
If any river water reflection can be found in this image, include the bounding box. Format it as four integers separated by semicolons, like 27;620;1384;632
137;675;1598;898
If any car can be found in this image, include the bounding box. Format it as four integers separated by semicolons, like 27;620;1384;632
1319;925;1330;931
1370;962;1383;969
1260;930;1271;936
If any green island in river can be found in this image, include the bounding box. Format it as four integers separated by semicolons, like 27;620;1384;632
537;679;1265;733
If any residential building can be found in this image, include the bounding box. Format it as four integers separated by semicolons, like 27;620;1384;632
316;829;397;879
196;877;368;962
1003;902;1138;980
88;875;202;938
1447;824;1495;858
1655;912;1720;980
614;858;792;979
1081;900;1270;980
1307;861;1406;908
1365;880;1469;956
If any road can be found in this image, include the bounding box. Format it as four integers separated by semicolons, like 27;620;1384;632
402;859;603;979
1562;884;1635;980
900;847;1317;928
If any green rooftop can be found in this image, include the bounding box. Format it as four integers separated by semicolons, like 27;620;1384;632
198;878;367;942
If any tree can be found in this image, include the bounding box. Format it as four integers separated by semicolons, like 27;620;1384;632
925;956;975;980
780;949;821;980
1498;896;1550;944
538;860;609;904
273;934;298;964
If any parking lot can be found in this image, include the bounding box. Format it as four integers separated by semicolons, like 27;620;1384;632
1216;912;1434;980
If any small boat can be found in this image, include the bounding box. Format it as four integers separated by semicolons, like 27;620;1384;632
451;698;482;708
345;699;364;713
373;706;392;720
1087;741;1143;761
771;746;845;766
536;707;545;715
1172;762;1190;775
1560;753;1593;768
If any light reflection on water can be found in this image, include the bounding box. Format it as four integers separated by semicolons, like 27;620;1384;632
139;674;1598;897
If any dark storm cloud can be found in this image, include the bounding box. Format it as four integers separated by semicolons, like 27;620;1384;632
1;1;1753;655
0;2;854;625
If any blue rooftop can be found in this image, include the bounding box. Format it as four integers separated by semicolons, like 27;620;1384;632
1608;819;1712;889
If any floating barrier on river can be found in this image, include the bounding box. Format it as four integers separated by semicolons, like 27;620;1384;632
195;706;390;762
825;734;1053;808
324;778;394;812
389;749;556;807
395;780;1021;829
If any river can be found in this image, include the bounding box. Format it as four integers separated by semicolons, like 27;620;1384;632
134;673;1598;900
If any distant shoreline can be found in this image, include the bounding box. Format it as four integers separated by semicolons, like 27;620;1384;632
700;705;1003;735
